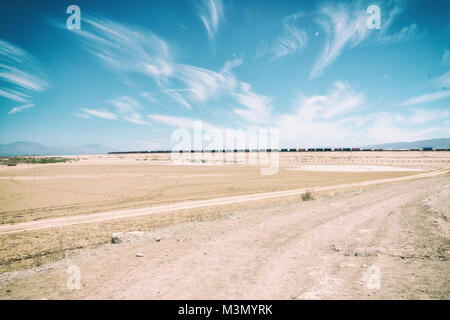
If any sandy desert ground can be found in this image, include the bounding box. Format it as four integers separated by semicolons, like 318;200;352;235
0;151;448;299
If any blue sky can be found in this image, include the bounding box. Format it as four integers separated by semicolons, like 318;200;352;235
0;0;449;149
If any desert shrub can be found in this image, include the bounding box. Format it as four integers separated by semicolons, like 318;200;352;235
301;191;314;201
0;156;71;166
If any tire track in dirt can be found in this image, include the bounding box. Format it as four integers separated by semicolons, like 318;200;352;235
0;170;447;235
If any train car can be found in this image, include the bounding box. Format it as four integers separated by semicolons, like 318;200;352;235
307;148;315;152
351;148;361;151
333;148;343;151
324;148;332;151
422;147;433;151
298;148;306;152
289;148;297;152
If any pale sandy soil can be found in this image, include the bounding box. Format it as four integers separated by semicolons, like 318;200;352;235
0;174;448;299
0;152;448;299
0;169;444;235
290;165;424;172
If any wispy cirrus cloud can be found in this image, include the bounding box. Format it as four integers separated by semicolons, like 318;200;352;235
373;2;420;46
375;23;419;46
309;1;419;78
0;39;50;114
56;15;173;84
60;15;272;124
163;89;192;109
0;88;28;103
78;96;149;124
257;13;308;60
81;108;118;120
233;82;273;124
442;49;450;66
221;57;243;73
257;2;419;77
310;3;368;78
8;103;34;115
172;63;237;103
434;70;450;88
198;0;224;40
399;90;450;106
109;96;149;125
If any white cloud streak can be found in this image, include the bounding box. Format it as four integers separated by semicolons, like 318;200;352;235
199;0;224;40
73;16;173;84
8;103;34;115
81;108;118;120
0;39;50;112
233;82;273;124
442;49;450;66
308;1;419;78
399;91;450;106
63;15;272;124
164;89;192;109
375;23;419;45
310;3;368;78
435;71;450;88
257;13;308;59
109;96;149;125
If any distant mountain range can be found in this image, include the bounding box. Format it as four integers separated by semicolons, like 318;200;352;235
0;141;115;156
362;138;450;150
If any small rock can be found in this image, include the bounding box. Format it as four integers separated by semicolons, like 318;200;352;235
354;252;359;256
136;253;144;257
291;295;296;300
331;244;340;252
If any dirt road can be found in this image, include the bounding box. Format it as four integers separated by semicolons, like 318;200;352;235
0;170;446;235
0;173;448;299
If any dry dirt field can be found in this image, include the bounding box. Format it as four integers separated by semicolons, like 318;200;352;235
0;151;448;299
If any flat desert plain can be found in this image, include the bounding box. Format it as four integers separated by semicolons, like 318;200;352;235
0;151;449;299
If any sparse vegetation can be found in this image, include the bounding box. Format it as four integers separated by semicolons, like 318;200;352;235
301;191;314;201
0;156;71;166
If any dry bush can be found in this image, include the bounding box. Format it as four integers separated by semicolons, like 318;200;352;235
301;191;314;201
